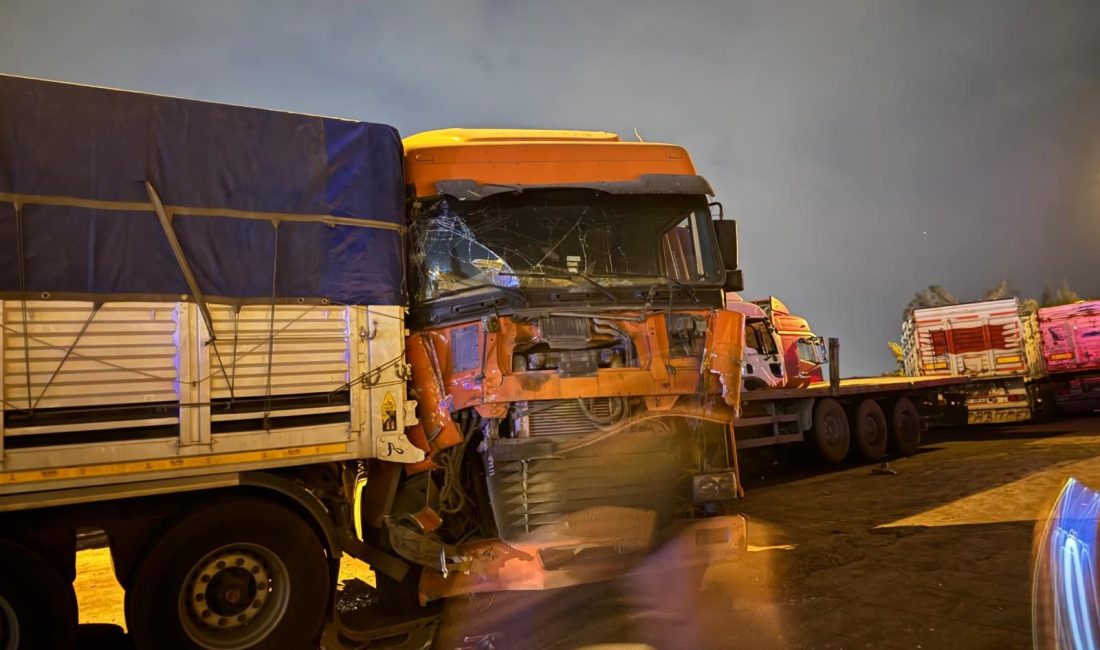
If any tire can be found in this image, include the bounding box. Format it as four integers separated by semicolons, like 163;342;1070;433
126;499;330;650
811;398;850;464
889;397;922;457
851;399;889;461
0;538;78;650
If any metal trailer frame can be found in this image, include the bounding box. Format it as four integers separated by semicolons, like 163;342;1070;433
734;337;970;452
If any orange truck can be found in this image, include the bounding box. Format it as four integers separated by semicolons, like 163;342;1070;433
378;129;750;642
730;295;967;463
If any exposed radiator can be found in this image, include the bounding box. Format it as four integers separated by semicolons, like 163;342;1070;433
526;398;613;437
483;419;692;543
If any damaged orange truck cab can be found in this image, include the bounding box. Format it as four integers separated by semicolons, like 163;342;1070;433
399;129;748;601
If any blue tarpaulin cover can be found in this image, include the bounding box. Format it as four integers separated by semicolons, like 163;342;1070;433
0;75;406;306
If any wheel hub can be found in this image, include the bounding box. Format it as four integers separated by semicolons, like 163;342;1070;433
825;415;841;445
179;543;289;649
188;551;270;630
864;416;882;444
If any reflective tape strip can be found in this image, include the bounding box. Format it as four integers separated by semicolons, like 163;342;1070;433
996;355;1021;364
0;442;348;486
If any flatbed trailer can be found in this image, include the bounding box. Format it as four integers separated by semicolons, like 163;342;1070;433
736;341;970;463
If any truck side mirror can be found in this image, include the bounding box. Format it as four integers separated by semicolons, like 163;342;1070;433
723;269;744;292
797;336;828;364
713;220;738;270
713;219;742;291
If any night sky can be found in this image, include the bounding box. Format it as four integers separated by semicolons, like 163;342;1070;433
3;0;1098;374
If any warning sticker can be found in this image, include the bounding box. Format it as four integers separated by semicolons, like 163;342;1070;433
381;392;398;431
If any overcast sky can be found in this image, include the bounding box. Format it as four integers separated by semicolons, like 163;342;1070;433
3;0;1098;374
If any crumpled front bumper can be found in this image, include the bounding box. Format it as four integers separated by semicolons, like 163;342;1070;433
418;513;748;602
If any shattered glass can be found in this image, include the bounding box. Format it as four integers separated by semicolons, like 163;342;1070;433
409;191;722;302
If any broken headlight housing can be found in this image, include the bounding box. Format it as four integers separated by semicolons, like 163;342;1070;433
691;470;738;503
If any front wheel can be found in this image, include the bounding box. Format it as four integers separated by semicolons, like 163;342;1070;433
126;499;331;650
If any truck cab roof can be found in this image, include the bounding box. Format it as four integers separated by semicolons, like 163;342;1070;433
403;128;702;198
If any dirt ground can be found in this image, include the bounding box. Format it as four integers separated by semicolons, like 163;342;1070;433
72;415;1100;648
697;415;1100;649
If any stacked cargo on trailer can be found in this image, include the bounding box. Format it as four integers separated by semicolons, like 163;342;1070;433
730;295;965;463
1034;300;1100;414
901;298;1041;425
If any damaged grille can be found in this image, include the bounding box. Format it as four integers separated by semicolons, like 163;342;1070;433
482;420;692;543
526;399;613;437
539;316;591;348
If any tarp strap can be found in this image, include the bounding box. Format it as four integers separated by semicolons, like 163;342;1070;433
263;222;282;428
0;192;405;233
145;181;235;400
13;202;32;411
229;304;242;404
145;182;216;340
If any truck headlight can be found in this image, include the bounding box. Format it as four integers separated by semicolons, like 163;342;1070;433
692;471;738;503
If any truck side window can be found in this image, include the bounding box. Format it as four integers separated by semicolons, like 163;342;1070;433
746;321;777;355
659;210;709;282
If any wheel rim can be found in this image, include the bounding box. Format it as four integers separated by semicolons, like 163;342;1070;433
900;411;918;442
178;543;290;650
862;415;883;447
825;414;843;447
0;595;19;650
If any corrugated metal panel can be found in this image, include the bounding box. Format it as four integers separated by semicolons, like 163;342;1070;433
3;301;179;410
207;305;351;399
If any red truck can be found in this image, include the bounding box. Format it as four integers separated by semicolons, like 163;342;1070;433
730;295;966;463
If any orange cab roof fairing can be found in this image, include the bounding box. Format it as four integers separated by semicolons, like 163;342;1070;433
403;128;699;198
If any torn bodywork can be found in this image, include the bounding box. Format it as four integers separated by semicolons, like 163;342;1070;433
389;129;748;605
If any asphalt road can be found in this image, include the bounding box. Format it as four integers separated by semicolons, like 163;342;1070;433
73;415;1100;649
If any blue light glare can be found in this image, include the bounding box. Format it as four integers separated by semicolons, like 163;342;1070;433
1035;478;1100;649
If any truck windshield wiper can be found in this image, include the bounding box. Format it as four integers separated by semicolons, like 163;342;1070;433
433;282;529;305
593;271;701;304
498;271;617;304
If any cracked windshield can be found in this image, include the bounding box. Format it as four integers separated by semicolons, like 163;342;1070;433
410;191;722;301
